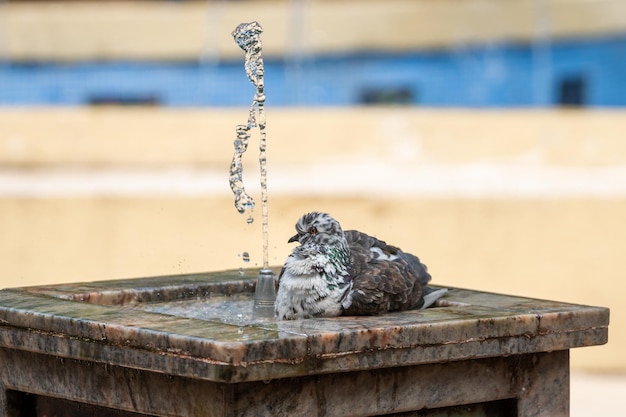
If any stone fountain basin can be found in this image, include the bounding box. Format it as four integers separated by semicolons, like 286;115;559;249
0;268;608;385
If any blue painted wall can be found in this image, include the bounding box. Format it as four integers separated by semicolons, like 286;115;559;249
0;35;624;107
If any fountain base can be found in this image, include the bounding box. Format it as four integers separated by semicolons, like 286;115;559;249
0;268;609;416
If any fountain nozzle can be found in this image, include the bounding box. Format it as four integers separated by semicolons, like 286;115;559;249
253;268;276;318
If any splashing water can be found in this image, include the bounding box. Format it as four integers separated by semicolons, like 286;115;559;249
229;21;270;270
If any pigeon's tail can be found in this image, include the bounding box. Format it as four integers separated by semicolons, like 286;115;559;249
420;287;448;309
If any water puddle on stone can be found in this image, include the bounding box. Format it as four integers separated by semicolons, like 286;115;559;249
141;293;276;325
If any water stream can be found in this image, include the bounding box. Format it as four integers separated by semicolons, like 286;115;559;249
229;21;270;270
229;22;275;316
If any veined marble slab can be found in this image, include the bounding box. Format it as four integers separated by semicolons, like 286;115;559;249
0;268;609;383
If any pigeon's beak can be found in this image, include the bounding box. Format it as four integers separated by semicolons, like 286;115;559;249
288;234;299;243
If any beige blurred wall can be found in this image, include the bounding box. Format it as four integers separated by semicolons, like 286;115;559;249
0;108;624;372
3;0;626;60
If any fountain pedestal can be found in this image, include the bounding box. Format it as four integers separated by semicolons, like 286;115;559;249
0;269;608;416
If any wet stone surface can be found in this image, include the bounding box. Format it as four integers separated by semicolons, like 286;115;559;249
0;268;610;416
0;268;608;384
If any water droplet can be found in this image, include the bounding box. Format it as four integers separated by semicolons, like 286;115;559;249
247;215;254;224
242;252;250;262
238;267;245;276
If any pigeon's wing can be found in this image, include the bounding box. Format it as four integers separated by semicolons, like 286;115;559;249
342;230;432;315
275;265;286;290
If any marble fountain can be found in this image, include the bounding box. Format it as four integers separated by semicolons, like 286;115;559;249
0;22;610;417
0;268;609;416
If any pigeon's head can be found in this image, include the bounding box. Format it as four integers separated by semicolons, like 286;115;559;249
288;212;344;246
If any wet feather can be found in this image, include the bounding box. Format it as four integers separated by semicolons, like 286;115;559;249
275;212;447;320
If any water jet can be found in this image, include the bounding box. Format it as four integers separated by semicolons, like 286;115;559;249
229;21;276;316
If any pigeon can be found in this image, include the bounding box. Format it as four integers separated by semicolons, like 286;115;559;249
274;212;447;320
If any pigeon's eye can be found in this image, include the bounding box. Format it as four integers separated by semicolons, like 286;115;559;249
309;227;318;235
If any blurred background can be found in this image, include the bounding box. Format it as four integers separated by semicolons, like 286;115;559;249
0;0;625;414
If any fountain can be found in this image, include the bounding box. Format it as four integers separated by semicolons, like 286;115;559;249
229;21;275;318
0;270;610;416
0;22;610;417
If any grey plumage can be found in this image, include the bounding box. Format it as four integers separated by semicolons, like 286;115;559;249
274;212;447;320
